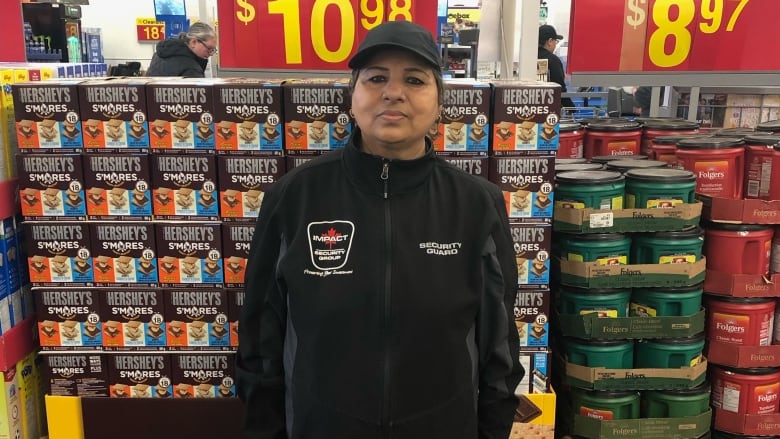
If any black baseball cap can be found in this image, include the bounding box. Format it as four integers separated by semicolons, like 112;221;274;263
539;24;564;43
348;20;442;71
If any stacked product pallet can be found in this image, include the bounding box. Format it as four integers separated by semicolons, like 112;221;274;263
696;129;780;438
550;159;711;439
485;80;561;438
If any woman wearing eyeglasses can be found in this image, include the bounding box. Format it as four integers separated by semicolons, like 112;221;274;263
146;22;217;77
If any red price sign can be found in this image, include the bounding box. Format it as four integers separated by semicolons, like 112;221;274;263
217;0;438;70
136;18;165;42
569;0;780;72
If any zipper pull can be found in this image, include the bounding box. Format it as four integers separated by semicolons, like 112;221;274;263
381;162;389;199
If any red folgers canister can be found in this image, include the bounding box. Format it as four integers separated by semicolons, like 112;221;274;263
706;295;775;346
649;134;705;167
675;136;745;199
711;365;780;414
584;120;642;160
704;223;773;275
558;122;584;159
743;134;780;200
641;119;699;157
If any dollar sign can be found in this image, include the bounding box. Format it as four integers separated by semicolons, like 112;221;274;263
626;0;647;30
236;0;256;26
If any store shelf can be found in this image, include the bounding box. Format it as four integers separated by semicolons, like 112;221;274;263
0;179;17;219
0;316;36;371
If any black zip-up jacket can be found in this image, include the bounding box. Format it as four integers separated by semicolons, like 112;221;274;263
146;38;207;78
237;132;522;439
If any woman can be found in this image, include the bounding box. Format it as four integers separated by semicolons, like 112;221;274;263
237;20;522;439
145;22;216;77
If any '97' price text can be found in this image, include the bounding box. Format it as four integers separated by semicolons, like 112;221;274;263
235;0;414;64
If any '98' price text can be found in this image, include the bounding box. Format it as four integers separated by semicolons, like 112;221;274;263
235;0;414;64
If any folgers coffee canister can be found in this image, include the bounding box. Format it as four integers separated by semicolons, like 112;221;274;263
743;135;780;200
757;119;780;134
584;120;642;159
634;333;705;368
675;136;745;199
704;223;773;275
711;365;780;414
649;134;705;167
705;295;775;346
642;383;711;418
605;159;667;174
631;284;703;317
559;233;631;265
625;168;697;208
590;154;647;165
558;122;584;159
631;226;704;264
558;286;631;317
555;171;625;210
641;119;699;157
571;389;640;420
564;338;634;368
714;127;756;139
555;163;603;174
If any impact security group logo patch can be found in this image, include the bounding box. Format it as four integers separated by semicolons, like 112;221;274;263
307;220;355;271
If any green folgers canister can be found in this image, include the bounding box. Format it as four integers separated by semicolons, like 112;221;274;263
642;383;711;418
606;159;667;174
572;389;640;420
558;286;631;317
559;233;631;265
564;338;634;368
625;168;697;208
631;283;703;317
635;333;705;368
555;171;625;210
631;226;704;264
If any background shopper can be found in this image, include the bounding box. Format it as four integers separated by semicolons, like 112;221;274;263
236;20;522;439
145;22;216;77
538;24;575;109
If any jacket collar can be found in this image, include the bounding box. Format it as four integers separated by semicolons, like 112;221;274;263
342;129;437;197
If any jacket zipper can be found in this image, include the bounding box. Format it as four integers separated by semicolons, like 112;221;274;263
380;161;393;437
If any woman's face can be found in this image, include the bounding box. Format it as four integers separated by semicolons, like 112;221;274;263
351;50;440;160
190;37;217;59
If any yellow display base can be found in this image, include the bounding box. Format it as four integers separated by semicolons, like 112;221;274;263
44;395;83;439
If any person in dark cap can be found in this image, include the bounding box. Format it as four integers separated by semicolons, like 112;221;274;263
538;24;575;109
237;19;522;439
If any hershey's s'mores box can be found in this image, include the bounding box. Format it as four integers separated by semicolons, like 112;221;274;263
510;223;552;287
491;81;561;153
101;288;166;348
431;80;491;155
108;353;172;398
151;154;218;220
90;222;157;285
83;153;152;220
24;222;92;285
514;290;551;351
283;79;352;154
36;289;102;349
171;352;235;398
217;155;284;221
285;155;320;170
44;352;108;397
79;78;151;149
164;289;229;348
213;78;284;153
227;289;244;347
12;79;85;150
146;79;216;150
155;223;223;286
221;224;253;288
443;156;489;179
17;153;86;220
489;156;555;220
